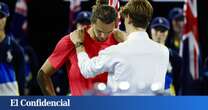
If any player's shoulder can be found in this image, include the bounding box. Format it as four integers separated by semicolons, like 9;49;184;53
59;33;73;43
54;34;74;48
151;40;168;51
158;43;169;57
151;40;169;56
62;33;71;41
69;28;85;40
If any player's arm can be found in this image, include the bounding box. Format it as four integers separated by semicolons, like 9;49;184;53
70;30;117;78
37;35;73;96
37;59;56;96
77;48;115;78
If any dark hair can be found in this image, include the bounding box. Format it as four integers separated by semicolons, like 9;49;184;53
96;0;109;5
121;0;153;28
76;11;92;25
91;4;117;24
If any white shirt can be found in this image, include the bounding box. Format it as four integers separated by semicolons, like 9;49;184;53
78;31;169;95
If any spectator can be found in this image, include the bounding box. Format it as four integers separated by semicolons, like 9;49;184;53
0;2;26;95
150;17;182;95
166;8;184;53
75;11;92;30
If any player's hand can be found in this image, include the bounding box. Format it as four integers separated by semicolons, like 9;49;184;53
113;29;127;43
70;28;84;44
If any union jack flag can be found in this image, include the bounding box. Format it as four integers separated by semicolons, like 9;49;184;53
179;0;201;80
108;0;120;11
108;0;121;28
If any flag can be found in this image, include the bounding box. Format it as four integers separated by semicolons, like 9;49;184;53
179;0;201;80
108;0;120;11
108;0;121;28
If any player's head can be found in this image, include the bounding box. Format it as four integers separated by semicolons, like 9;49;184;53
169;8;184;34
75;11;92;29
150;17;170;44
0;2;9;31
121;0;153;33
91;4;117;42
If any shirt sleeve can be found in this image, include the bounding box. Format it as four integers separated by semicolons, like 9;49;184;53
48;35;74;69
77;48;119;79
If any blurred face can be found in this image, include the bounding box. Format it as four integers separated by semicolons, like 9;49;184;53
172;19;184;34
151;27;169;44
92;19;115;42
0;13;7;31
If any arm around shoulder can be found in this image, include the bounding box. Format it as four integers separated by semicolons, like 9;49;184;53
77;49;116;78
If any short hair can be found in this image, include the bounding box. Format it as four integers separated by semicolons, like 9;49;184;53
96;0;108;5
121;0;153;28
91;4;117;24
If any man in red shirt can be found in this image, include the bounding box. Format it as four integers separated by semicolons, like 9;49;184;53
37;3;126;96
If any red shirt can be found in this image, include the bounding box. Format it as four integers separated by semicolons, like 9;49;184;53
48;29;118;96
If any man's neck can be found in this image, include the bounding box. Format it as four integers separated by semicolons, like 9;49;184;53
0;31;6;43
128;26;146;35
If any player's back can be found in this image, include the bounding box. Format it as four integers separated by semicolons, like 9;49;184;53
106;32;169;95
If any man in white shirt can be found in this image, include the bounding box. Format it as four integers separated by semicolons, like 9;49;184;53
71;0;169;95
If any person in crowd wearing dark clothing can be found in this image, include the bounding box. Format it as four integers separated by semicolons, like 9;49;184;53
75;11;92;30
166;8;184;53
8;0;42;95
150;17;182;95
0;2;26;95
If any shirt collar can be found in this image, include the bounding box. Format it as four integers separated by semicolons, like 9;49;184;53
127;31;149;41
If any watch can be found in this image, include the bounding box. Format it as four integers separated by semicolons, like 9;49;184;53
75;42;84;48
